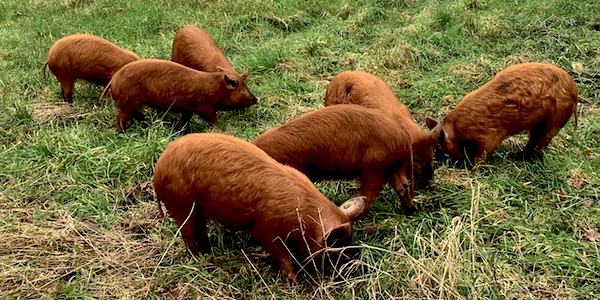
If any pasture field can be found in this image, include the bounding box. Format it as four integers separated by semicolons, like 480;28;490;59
0;0;599;298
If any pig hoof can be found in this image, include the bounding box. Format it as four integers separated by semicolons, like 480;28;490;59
403;205;416;215
514;151;543;162
284;273;299;285
525;151;544;161
426;181;436;189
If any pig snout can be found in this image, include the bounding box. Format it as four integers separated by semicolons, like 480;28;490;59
414;172;435;190
235;86;258;107
242;94;259;107
244;93;259;106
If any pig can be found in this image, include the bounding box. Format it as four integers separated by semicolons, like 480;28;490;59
171;26;250;76
98;59;258;133
252;104;415;217
324;70;437;189
154;133;366;283
43;34;139;103
425;62;578;164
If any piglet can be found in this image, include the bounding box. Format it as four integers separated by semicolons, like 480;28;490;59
325;70;437;189
43;34;139;103
171;26;250;77
154;133;366;283
98;59;258;132
426;62;578;164
252;104;415;217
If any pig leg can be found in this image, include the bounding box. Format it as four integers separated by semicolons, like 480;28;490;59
194;213;211;253
179;208;211;254
358;170;386;218
533;125;563;154
197;107;219;125
522;120;548;160
116;106;137;133
473;138;500;164
253;230;298;283
132;109;146;122
178;111;193;131
278;255;298;284
266;246;297;284
391;171;415;214
59;79;75;103
473;151;488;165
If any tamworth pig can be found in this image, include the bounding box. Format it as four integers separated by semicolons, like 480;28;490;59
154;133;366;283
98;59;258;133
252;105;415;217
425;62;578;164
171;26;251;79
324;70;437;189
43;34;139;103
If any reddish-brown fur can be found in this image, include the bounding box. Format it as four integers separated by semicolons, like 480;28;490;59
252;105;415;217
171;26;243;73
324;70;437;189
154;133;366;283
98;59;258;133
426;62;578;164
171;26;252;85
43;34;139;103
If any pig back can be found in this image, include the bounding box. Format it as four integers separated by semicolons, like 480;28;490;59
446;62;578;136
48;34;138;83
325;71;426;140
154;133;346;232
110;59;257;114
253;105;412;178
109;59;218;107
171;26;234;72
325;71;435;187
325;71;413;120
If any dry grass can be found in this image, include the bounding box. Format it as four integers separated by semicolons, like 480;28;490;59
29;102;81;122
448;58;501;85
297;182;577;299
1;0;599;298
0;201;167;299
1;181;579;299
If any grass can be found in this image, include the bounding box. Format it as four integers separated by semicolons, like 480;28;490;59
1;0;599;298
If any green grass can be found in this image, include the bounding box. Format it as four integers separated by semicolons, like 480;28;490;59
1;0;599;298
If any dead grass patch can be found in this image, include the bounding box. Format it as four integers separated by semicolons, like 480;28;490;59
383;43;420;69
29;102;82;122
448;57;498;85
505;52;537;65
0;202;171;299
568;168;599;190
473;13;512;39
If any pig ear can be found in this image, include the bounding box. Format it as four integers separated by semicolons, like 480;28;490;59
425;117;438;130
223;74;239;90
338;196;366;220
324;223;352;243
216;66;229;73
241;68;251;80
